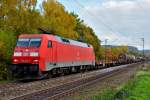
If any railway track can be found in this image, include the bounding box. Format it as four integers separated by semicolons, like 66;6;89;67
7;63;141;100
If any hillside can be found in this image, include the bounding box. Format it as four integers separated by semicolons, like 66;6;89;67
139;50;150;54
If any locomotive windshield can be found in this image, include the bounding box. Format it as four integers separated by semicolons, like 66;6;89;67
29;38;41;47
17;38;41;47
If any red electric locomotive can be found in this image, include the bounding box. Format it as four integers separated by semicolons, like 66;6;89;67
11;34;95;79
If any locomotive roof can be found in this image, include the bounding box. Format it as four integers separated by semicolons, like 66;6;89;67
19;34;56;41
55;36;92;48
19;34;43;38
19;34;93;48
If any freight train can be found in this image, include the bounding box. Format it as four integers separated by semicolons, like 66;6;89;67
11;34;142;79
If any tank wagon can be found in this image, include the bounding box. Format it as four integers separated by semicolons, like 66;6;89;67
11;34;95;79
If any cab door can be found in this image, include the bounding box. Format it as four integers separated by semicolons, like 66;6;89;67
46;40;57;71
47;40;53;62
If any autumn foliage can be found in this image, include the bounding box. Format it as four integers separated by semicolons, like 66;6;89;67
0;0;133;80
0;0;102;80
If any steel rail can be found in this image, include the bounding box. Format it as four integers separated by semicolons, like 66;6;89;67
10;63;140;100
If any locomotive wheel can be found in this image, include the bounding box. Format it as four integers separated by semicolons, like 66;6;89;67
47;71;53;79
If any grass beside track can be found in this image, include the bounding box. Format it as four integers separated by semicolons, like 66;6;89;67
91;63;150;100
70;63;150;100
114;65;150;100
0;80;10;84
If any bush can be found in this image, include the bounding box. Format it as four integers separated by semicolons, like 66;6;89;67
0;29;16;80
0;29;16;61
0;62;9;80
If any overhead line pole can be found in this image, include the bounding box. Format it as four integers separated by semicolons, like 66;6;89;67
105;39;108;66
141;38;145;58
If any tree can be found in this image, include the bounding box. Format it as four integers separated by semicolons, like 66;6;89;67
0;29;16;80
0;0;41;80
71;13;101;61
108;46;128;61
0;0;41;35
42;0;78;39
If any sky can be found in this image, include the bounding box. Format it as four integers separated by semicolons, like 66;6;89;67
38;0;150;50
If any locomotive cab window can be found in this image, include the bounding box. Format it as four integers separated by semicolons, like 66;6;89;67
47;40;52;48
29;38;41;48
17;38;41;47
17;38;30;47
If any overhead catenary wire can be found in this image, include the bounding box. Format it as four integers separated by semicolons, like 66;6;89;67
74;0;129;48
69;0;122;47
74;0;116;34
71;0;145;49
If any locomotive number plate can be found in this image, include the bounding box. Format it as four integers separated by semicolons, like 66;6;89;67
23;52;29;56
21;60;29;63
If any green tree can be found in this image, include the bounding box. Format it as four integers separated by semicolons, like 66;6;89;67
71;13;101;61
0;29;16;80
42;0;78;39
0;0;41;80
0;0;41;34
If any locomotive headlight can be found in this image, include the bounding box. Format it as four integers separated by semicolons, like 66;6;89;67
33;59;39;63
14;52;22;56
13;59;18;62
30;52;39;57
